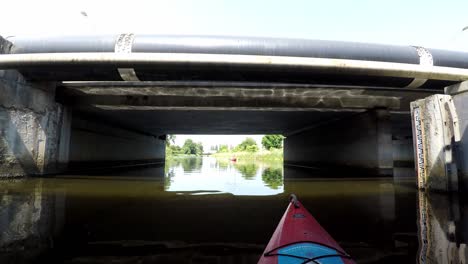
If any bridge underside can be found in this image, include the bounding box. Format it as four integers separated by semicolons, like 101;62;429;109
0;35;449;178
0;68;427;177
59;81;431;134
4;35;468;192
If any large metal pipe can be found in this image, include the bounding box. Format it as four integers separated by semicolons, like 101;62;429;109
5;34;468;88
1;52;468;81
11;35;468;67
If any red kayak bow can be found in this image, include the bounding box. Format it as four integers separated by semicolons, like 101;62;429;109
258;194;355;264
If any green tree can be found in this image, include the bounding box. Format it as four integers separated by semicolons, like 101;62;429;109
182;139;203;155
170;145;182;154
234;137;258;152
218;144;229;153
246;144;258;152
261;135;285;150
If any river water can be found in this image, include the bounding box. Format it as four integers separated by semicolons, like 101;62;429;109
0;156;467;263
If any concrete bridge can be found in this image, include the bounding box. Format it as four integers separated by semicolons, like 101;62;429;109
1;34;468;192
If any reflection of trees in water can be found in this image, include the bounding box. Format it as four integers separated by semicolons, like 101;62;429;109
164;168;175;189
234;163;258;180
165;158;180;171
164;159;180;189
180;157;203;172
165;157;203;173
164;157;202;189
216;159;229;170
262;168;283;189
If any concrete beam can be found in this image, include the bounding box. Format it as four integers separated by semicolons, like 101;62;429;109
60;81;437;112
444;80;468;95
60;86;401;110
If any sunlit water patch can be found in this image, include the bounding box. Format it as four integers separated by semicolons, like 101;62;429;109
165;156;284;196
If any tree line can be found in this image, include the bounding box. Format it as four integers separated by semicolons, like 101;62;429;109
215;135;284;153
166;134;284;156
166;137;204;156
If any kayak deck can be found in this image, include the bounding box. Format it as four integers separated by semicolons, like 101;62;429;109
258;195;355;264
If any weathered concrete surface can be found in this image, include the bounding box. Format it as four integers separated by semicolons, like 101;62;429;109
410;94;460;192
61;84;402;110
58;81;435;135
417;192;468;263
0;37;70;177
68;114;165;169
450;88;468;192
283;109;393;176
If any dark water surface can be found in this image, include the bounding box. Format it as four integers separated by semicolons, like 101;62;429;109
1;157;467;263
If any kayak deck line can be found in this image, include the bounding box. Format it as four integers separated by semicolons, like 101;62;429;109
263;241;353;264
258;194;355;264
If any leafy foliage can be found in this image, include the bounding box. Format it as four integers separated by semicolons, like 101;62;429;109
218;144;229;153
166;145;182;156
245;144;258;152
182;139;204;155
234;137;258;152
261;135;285;150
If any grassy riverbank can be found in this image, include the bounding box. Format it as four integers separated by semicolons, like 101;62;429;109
165;153;200;161
211;148;283;162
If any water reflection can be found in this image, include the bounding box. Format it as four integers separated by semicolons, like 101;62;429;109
166;156;203;172
164;156;284;196
418;192;468;263
0;179;64;263
3;160;466;264
234;163;259;180
0;176;421;263
262;168;282;189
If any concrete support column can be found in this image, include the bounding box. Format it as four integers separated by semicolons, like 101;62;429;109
391;113;416;180
0;37;71;177
284;109;393;176
376;109;393;175
446;81;468;192
410;94;460;192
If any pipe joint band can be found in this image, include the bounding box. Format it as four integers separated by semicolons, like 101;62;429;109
405;46;433;88
115;33;140;81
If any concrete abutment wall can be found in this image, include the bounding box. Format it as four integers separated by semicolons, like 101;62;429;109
1;36;70;176
0;37;165;177
284;109;396;176
0;69;69;176
68;115;166;169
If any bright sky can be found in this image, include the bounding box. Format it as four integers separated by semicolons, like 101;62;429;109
1;0;468;51
2;0;468;147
